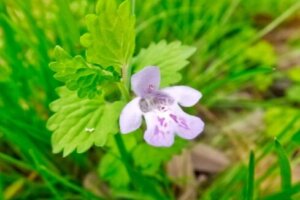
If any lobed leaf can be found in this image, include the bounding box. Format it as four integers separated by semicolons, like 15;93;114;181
132;139;187;174
132;40;196;87
47;87;124;157
49;46;87;83
80;0;135;69
50;46;120;99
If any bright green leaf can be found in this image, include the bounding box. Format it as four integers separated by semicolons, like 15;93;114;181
133;40;196;87
264;107;300;144
98;152;130;188
246;41;276;66
132;139;187;174
47;87;125;157
50;46;120;99
80;0;135;69
287;85;300;103
287;67;300;82
49;46;87;83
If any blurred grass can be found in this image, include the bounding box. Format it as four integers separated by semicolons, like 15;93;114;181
1;0;300;199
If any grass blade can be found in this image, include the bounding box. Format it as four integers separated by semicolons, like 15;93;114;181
261;184;300;200
274;139;292;193
245;150;255;200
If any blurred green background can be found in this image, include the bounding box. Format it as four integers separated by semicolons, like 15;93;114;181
1;0;300;199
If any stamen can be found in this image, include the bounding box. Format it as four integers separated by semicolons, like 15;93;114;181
139;98;151;112
139;91;174;112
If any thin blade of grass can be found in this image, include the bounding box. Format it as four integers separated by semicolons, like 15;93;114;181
274;139;292;194
29;149;102;200
244;150;255;200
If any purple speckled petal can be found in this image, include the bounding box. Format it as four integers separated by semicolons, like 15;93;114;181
143;112;175;147
131;66;160;97
169;105;204;139
120;97;142;134
162;86;202;107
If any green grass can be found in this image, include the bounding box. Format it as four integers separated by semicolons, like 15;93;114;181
1;0;300;199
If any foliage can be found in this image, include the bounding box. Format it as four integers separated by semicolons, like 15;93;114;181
1;0;300;199
47;87;124;157
133;41;196;86
80;0;135;69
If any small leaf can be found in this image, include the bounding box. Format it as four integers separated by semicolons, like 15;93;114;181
49;46;87;83
98;153;130;188
274;139;292;193
132;139;187;174
133;40;196;87
80;0;135;69
47;87;124;157
245;41;276;66
287;85;300;103
264;107;300;144
286;67;300;82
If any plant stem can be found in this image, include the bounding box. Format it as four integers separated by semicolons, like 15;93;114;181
117;55;135;187
122;64;131;89
114;0;138;190
118;82;130;101
114;133;133;171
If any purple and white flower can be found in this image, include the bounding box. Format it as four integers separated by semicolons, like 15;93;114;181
119;66;204;147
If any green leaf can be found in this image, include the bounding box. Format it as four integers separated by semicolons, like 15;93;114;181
291;130;300;144
245;41;276;66
133;40;196;87
287;67;300;82
264;107;300;144
98;152;130;188
274;139;292;193
0;64;11;82
244;151;255;200
132;139;187;174
47;87;124;157
80;0;135;69
287;85;300;103
49;46;87;83
50;46;120;99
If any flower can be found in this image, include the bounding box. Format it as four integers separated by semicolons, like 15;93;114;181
119;66;204;147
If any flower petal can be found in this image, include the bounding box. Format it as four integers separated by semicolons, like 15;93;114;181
143;112;175;147
131;66;160;97
119;97;142;134
162;86;202;107
169;105;204;139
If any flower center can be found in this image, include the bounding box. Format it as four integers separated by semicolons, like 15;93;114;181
139;91;174;113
